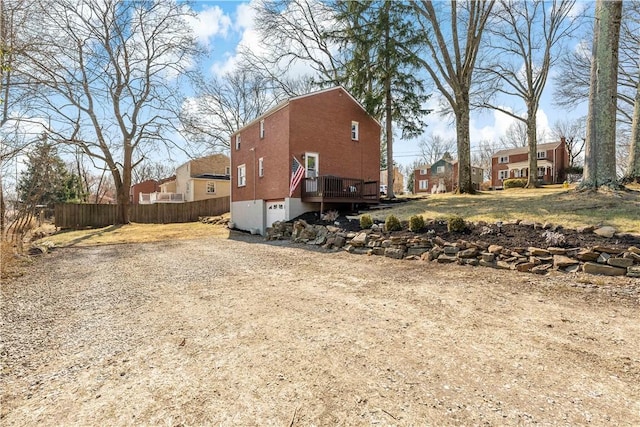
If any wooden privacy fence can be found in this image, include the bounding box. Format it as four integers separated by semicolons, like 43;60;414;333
55;197;230;228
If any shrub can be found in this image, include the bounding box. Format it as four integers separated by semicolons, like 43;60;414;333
360;214;373;230
409;215;425;232
503;178;527;189
385;214;402;232
447;215;467;232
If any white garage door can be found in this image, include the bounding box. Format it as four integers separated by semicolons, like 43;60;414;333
266;201;286;228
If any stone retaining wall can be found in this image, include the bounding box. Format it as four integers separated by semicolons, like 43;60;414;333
267;220;640;278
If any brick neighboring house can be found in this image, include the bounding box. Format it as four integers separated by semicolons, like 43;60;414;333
130;179;159;205
380;166;404;195
414;159;483;193
491;139;569;188
139;154;231;203
230;86;381;235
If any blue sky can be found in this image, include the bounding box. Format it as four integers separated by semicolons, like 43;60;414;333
188;1;588;169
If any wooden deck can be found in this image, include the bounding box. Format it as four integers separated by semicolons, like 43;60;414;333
301;176;379;204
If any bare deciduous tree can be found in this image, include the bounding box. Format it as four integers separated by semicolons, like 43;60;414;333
181;69;278;154
582;0;623;188
251;0;341;85
551;118;586;167
480;0;580;188
555;1;639;181
132;160;175;185
418;134;456;165
411;0;495;194
23;0;201;223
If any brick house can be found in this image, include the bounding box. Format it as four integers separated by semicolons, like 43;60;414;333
139;154;230;203
130;179;159;204
414;159;483;193
491;139;569;188
230;86;381;235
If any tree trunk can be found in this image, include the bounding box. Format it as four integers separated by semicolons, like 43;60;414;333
582;0;622;188
384;7;394;199
624;66;640;182
0;171;5;239
454;100;474;194
525;110;539;188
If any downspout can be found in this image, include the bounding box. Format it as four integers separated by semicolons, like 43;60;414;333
554;145;557;183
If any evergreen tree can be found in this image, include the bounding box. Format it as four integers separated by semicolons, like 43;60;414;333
332;0;431;198
18;141;83;205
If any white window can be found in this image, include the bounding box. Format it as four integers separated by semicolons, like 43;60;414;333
537;167;546;177
420;169;427;175
513;169;521;178
305;152;318;178
225;166;230;176
499;170;509;180
351;121;359;140
235;134;241;150
419;179;429;190
537;151;546;159
260;120;265;139
436;165;445;174
237;164;246;187
258;157;264;177
499;156;509;164
206;181;216;194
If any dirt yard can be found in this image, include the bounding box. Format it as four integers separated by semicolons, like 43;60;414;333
1;233;639;425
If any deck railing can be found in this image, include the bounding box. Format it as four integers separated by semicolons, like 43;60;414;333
139;192;184;204
302;176;379;202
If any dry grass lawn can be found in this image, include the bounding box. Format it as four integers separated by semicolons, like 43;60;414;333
42;221;230;248
379;184;640;233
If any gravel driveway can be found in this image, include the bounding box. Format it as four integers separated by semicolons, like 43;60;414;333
1;233;639;425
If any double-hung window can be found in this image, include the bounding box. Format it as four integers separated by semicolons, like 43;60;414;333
351;121;359;140
237;164;246;187
235;134;241;150
258;157;264;177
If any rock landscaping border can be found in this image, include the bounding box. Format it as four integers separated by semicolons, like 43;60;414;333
267;219;640;278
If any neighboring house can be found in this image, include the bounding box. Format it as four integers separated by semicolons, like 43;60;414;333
414;159;483;193
491;138;569;188
139;154;231;203
230;86;381;235
130;179;159;205
380;167;404;195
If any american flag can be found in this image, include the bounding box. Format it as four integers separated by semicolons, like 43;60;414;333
289;156;305;196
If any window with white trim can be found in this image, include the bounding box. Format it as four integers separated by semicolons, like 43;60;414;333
436;165;445;174
498;156;509;163
237;164;246;187
235;134;241;150
351;121;359;140
499;170;509;180
514;169;521;178
537;167;545;177
420;169;427;175
419;179;429;190
225;166;230;176
206;181;216;194
259;120;265;139
258;157;264;177
537;151;546;159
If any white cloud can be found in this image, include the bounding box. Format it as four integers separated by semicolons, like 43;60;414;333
210;2;262;76
185;5;232;47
